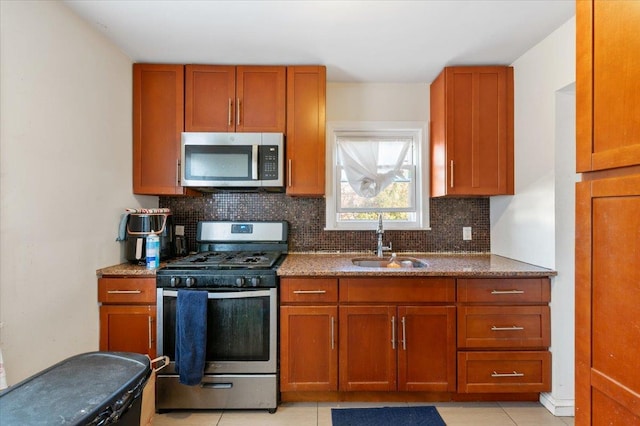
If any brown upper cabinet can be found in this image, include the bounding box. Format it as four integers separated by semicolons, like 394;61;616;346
430;66;514;197
133;64;197;196
576;1;640;172
286;66;327;196
185;65;286;133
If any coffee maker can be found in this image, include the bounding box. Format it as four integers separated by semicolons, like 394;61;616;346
125;212;175;264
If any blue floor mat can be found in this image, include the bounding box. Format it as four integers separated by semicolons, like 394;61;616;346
331;405;446;426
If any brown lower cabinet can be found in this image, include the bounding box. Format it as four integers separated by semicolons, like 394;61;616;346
457;351;551;393
280;305;338;392
279;278;338;392
98;277;156;358
339;304;456;392
280;275;551;401
280;277;457;395
456;278;551;394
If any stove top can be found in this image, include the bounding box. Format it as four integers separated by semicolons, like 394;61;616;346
156;221;288;289
163;250;283;270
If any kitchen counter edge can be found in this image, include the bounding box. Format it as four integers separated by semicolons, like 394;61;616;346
96;262;165;277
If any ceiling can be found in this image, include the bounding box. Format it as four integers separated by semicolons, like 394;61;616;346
63;0;575;84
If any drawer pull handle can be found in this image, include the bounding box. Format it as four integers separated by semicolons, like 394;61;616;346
293;290;327;294
492;371;525;378
491;289;524;294
491;326;524;331
107;290;142;294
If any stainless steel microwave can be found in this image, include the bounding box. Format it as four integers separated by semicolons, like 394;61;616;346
181;132;284;189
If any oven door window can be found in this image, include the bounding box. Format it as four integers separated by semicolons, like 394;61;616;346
163;292;271;361
184;145;254;181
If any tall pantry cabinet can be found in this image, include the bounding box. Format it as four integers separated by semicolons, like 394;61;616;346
575;1;640;424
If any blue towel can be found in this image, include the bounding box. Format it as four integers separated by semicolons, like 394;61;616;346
175;289;208;386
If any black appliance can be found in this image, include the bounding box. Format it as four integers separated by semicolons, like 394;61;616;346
125;212;174;264
0;352;150;426
155;221;287;413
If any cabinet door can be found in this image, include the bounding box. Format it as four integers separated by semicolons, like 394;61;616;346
99;305;156;358
577;0;640;172
280;305;338;391
576;174;640;424
185;65;236;132
397;305;456;392
286;66;327;196
430;66;514;196
236;66;286;133
133;64;189;195
339;305;396;391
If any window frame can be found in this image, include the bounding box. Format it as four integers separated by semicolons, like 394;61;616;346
325;121;430;231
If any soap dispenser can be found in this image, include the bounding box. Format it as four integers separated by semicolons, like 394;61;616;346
387;253;401;268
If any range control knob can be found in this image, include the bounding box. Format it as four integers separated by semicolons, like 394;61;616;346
170;277;181;288
235;277;245;287
250;277;261;287
185;277;196;288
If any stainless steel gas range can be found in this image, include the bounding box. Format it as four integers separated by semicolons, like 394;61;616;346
155;221;287;413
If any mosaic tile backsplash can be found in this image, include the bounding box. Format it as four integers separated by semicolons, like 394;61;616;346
160;193;490;253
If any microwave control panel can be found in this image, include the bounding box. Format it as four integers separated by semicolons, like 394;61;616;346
259;146;279;180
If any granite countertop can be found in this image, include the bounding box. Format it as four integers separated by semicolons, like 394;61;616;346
277;253;556;277
96;262;166;277
97;253;556;278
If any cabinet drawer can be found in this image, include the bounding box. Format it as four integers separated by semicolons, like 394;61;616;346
340;278;455;303
458;351;551;393
280;278;338;303
457;278;550;303
458;306;550;349
98;277;156;304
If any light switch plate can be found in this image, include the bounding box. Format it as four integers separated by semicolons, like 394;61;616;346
463;227;472;241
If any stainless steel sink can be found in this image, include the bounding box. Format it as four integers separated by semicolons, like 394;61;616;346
351;257;427;268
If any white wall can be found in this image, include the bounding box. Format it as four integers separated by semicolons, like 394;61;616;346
0;0;156;384
327;83;429;121
491;17;576;416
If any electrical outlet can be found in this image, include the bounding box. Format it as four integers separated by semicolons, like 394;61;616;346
463;227;472;241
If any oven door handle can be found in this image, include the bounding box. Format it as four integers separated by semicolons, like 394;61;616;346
162;289;273;299
201;382;233;389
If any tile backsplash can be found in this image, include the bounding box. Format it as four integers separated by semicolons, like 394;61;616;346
160;193;489;253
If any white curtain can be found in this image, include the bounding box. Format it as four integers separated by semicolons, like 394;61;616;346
337;137;411;198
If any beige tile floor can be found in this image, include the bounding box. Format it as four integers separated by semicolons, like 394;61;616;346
154;401;575;425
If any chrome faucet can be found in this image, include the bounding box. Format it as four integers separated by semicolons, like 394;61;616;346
376;213;392;257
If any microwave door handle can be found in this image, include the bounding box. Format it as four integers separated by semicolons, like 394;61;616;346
252;145;259;180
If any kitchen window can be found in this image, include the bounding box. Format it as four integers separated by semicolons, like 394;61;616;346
325;121;430;231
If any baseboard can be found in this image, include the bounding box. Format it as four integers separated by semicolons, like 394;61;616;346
539;392;575;417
